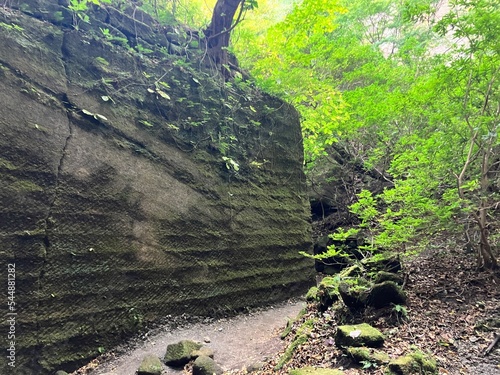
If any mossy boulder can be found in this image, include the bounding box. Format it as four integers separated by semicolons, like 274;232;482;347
306;286;320;302
137;354;163;375
192;355;223;375
317;265;369;311
374;271;404;285
368;281;406;308
338;279;370;309
317;276;341;311
347;346;389;365
387;351;437;374
335;323;384;348
289;367;344;375
164;340;203;367
192;346;214;359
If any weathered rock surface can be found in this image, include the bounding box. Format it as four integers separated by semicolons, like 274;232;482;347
0;2;312;373
374;271;404;285
192;355;224;375
347;346;390;365
335;323;384;348
192;346;215;359
164;340;202;367
137;354;163;375
338;281;369;309
368;281;407;308
387;351;438;375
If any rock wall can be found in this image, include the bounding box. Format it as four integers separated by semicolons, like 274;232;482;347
0;2;312;373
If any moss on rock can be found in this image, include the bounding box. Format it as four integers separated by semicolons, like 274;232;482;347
164;340;203;367
347;346;389;365
306;286;320;302
374;271;404;285
276;319;316;370
317;276;341;310
281;307;308;339
368;281;406;308
387;351;438;375
192;355;223;375
137;354;162;375
335;323;384;348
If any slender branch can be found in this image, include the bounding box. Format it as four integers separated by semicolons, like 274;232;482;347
480;65;500;116
483;333;499;356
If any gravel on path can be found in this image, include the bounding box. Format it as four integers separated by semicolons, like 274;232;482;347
73;300;305;375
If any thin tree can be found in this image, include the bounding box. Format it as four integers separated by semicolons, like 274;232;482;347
204;0;253;75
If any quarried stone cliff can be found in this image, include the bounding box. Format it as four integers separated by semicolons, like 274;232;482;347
0;1;312;373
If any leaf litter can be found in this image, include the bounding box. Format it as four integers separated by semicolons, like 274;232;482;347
229;247;499;375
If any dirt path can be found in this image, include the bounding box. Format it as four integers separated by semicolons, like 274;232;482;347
73;300;305;375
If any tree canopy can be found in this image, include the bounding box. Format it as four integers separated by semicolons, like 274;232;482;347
231;0;499;269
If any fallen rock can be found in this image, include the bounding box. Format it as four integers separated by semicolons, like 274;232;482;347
347;346;389;365
55;371;69;375
192;346;215;359
244;361;265;372
137;354;163;375
335;323;384;347
338;281;369;309
192;355;223;375
317;277;340;311
387;351;437;374
164;340;202;367
368;281;406;308
374;271;404;285
289;367;344;374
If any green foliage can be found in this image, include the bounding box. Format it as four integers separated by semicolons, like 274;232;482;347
392;303;408;318
234;0;351;164
139;0;211;27
360;359;377;369
234;0;498;264
68;0;111;29
222;156;240;171
0;21;24;32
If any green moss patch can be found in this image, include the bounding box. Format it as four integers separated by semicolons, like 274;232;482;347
164;340;203;367
347;346;389;365
306;286;319;302
387;351;438;375
276;319;316;370
335;323;384;348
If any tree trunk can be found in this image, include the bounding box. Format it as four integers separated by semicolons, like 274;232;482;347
204;0;244;75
